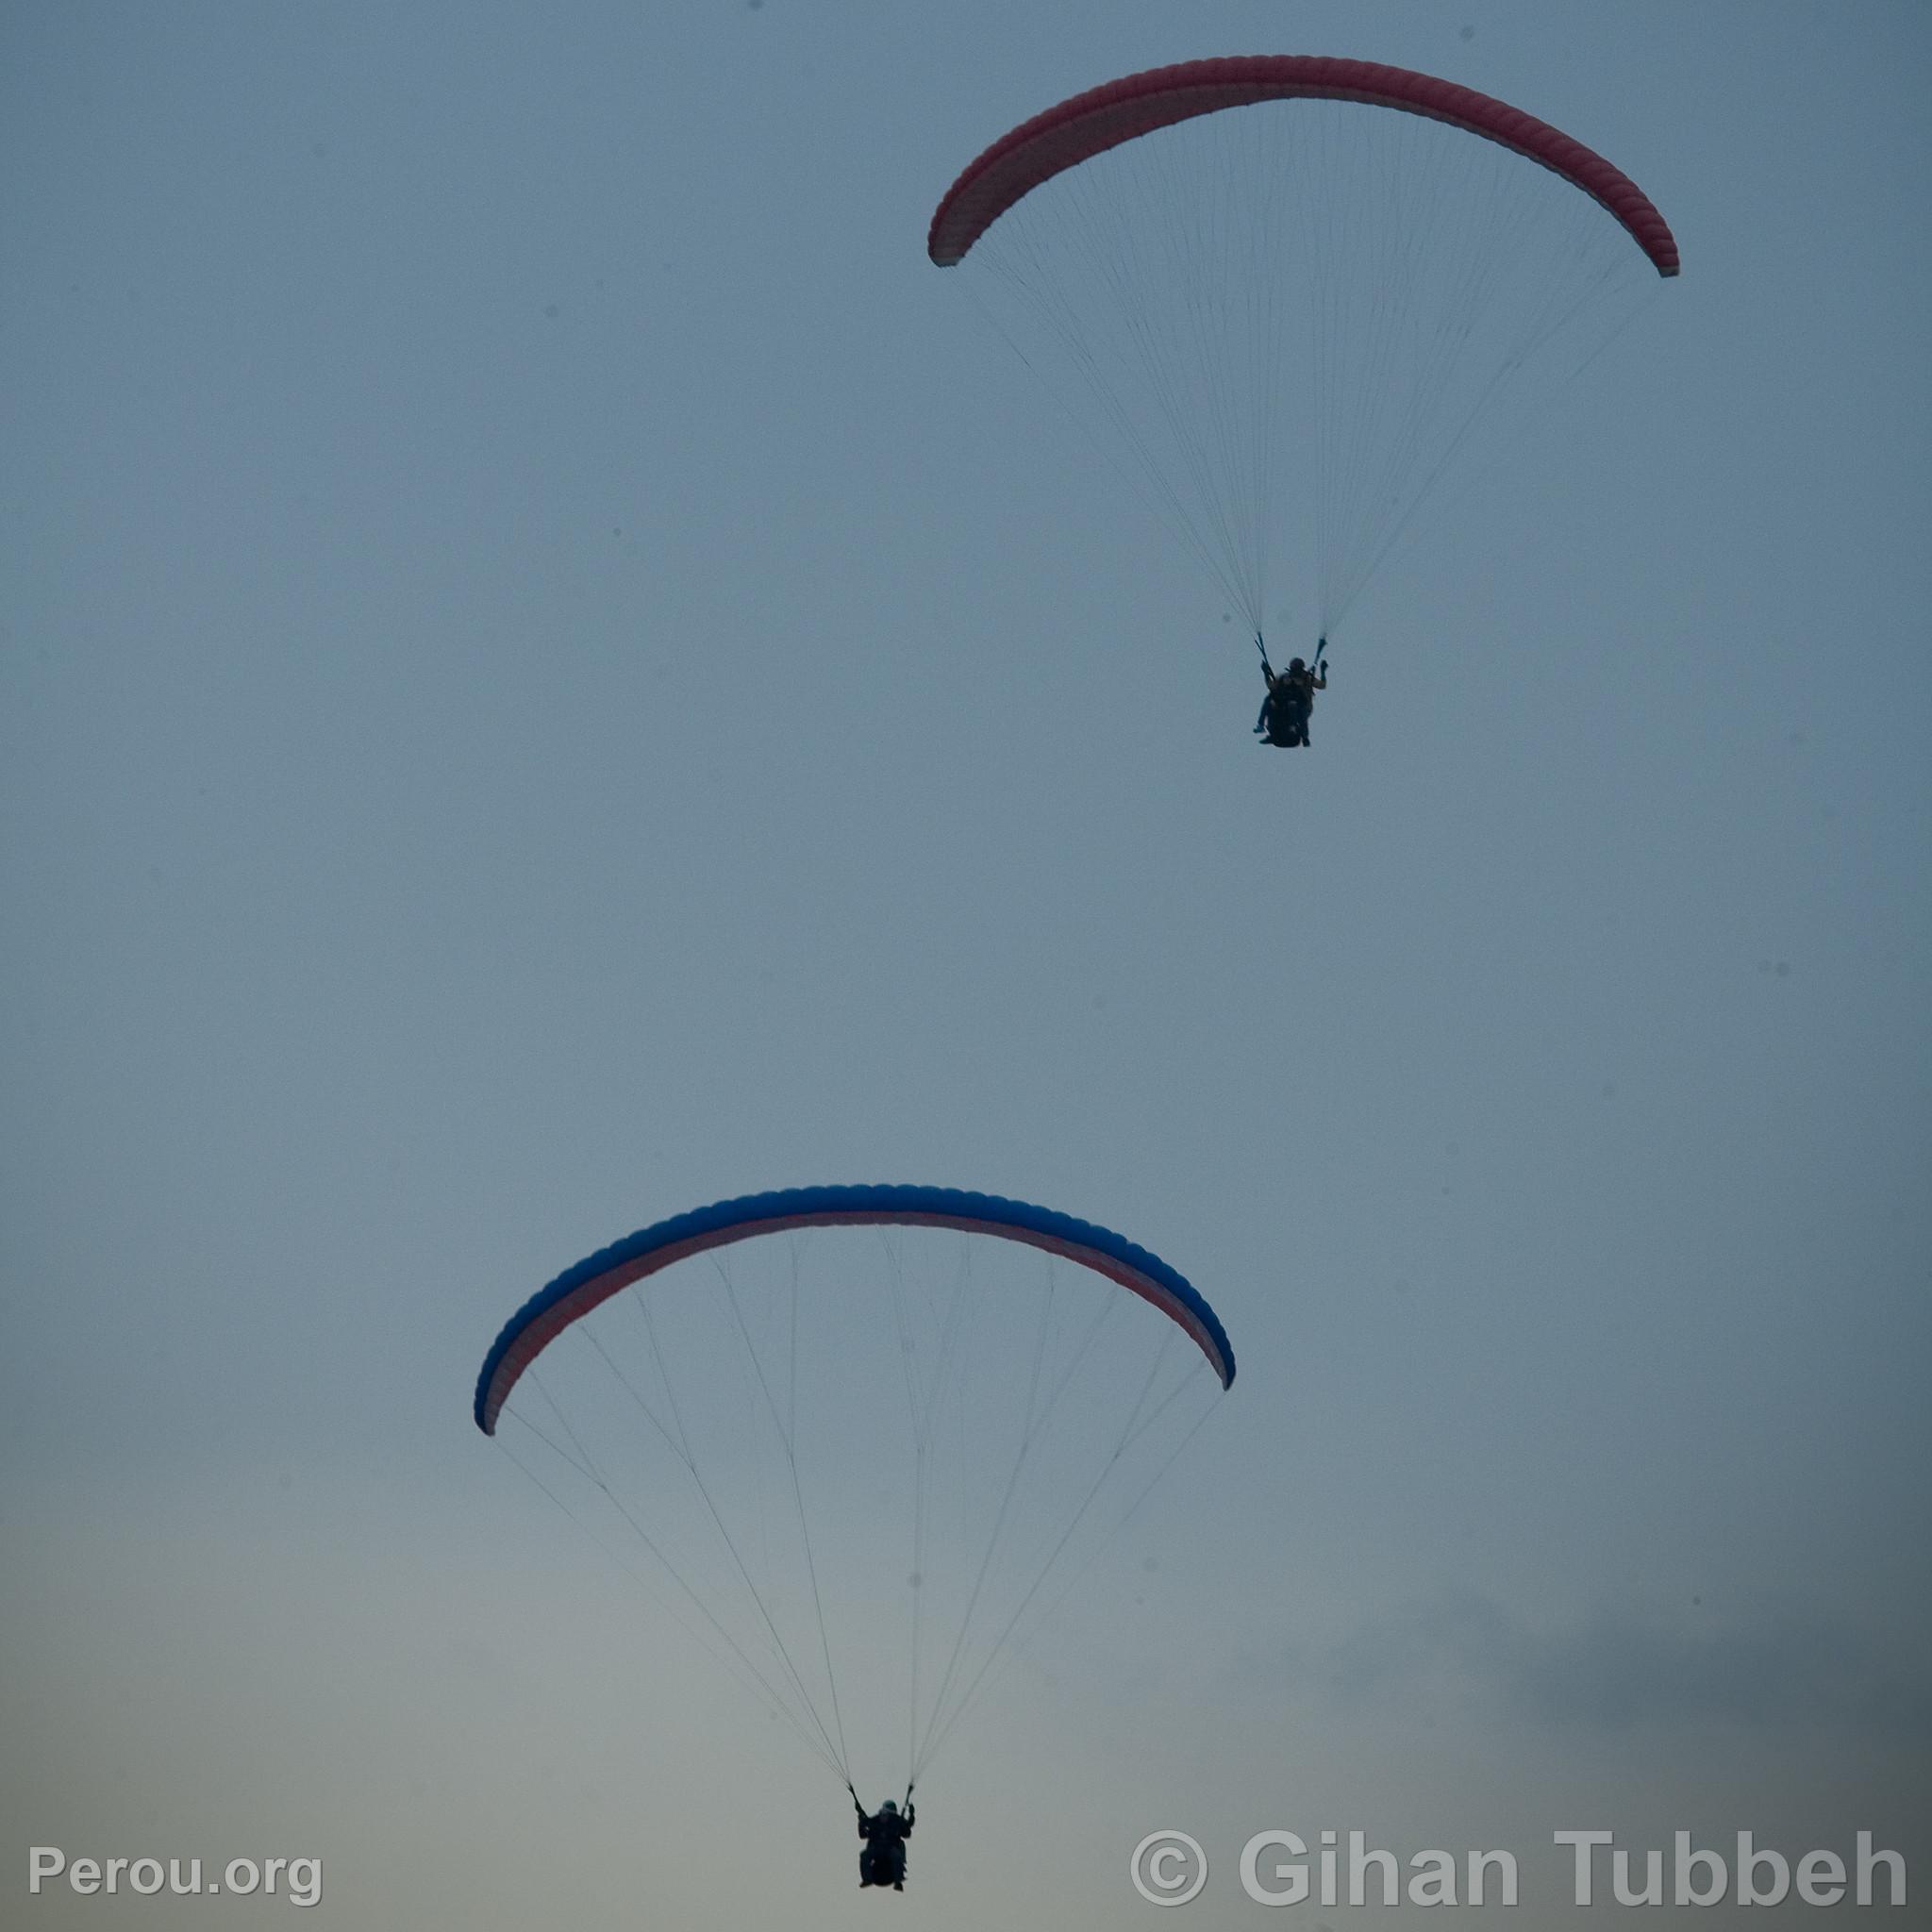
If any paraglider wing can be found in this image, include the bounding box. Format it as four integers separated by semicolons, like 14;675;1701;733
473;1185;1235;1792
928;55;1678;274
926;56;1678;643
475;1183;1233;1437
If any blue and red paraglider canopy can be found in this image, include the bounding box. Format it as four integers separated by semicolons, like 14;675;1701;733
475;1183;1235;1437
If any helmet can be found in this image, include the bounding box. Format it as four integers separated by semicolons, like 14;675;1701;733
1288;658;1307;674
881;1800;899;1815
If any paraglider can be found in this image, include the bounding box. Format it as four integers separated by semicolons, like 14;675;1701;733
1256;642;1328;749
929;57;1678;740
852;1786;915;1890
474;1186;1234;1863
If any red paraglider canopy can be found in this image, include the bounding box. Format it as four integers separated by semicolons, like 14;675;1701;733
928;55;1679;276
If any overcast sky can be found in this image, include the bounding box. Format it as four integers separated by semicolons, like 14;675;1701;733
5;3;1928;1925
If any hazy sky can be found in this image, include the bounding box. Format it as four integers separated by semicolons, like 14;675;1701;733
5;3;1928;1925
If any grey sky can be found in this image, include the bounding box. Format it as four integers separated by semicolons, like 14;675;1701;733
4;2;1927;1924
